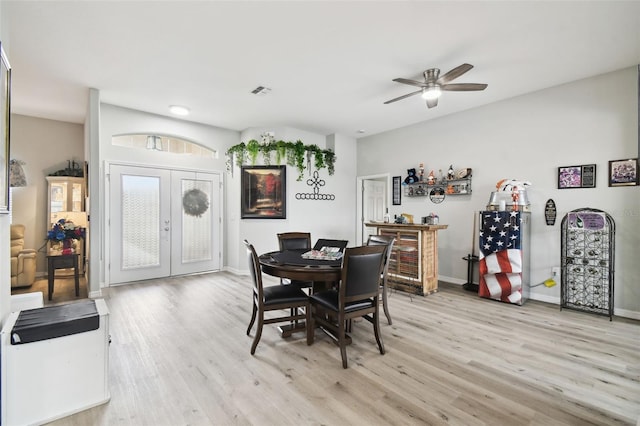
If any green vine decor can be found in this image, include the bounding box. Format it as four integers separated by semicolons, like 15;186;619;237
225;139;336;181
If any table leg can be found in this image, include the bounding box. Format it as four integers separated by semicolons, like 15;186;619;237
48;258;54;301
74;257;80;297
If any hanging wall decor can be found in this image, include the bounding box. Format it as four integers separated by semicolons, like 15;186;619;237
392;176;402;205
608;158;638;187
557;164;596;189
544;199;557;226
0;43;11;213
241;165;286;219
295;170;335;200
182;188;209;217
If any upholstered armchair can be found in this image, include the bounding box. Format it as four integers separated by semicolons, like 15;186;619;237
10;224;37;288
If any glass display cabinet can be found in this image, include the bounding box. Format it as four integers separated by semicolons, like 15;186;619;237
46;176;87;273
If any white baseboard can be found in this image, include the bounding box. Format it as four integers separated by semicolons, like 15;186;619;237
439;277;639;320
223;266;247;275
438;275;465;285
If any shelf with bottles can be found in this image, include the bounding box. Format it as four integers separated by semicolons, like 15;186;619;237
403;176;472;197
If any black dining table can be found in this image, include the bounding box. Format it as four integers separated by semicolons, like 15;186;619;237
258;249;342;289
258;249;343;337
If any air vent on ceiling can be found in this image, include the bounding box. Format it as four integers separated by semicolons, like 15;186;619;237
251;86;271;96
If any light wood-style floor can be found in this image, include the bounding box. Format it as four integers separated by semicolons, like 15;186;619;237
45;272;639;426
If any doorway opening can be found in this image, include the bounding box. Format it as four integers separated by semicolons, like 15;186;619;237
356;174;390;245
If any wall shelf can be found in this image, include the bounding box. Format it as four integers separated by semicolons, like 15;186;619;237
404;176;472;197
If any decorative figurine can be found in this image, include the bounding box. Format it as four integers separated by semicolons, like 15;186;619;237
419;163;425;182
447;165;455;180
511;186;520;211
427;170;435;185
404;168;418;184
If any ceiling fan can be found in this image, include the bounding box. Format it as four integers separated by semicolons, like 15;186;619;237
384;63;487;108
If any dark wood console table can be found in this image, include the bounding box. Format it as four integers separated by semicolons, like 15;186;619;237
46;253;80;301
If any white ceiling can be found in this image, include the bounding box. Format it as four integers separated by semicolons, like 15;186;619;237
4;1;640;138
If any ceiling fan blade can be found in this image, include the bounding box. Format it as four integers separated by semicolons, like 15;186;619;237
426;97;438;108
437;63;474;84
393;78;427;88
384;89;422;104
441;83;488;91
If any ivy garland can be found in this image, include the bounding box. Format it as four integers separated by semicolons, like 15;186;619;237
225;139;336;181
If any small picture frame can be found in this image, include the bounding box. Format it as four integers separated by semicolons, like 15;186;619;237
392;176;402;205
557;164;596;189
241;165;286;219
608;158;639;187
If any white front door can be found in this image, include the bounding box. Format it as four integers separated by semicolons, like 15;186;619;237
109;165;221;284
109;165;171;284
170;170;221;275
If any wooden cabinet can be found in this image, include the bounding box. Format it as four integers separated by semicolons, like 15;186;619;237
365;223;448;296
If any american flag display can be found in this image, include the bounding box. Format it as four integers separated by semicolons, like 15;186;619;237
479;211;524;305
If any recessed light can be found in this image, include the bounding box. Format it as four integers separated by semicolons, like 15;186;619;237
357;129;366;134
169;105;190;116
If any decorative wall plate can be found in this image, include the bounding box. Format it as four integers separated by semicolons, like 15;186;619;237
429;187;445;203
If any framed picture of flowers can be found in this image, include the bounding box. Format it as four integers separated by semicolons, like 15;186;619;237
0;42;11;213
557;164;596;189
241;165;286;219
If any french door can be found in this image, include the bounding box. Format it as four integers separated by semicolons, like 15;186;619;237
109;165;221;284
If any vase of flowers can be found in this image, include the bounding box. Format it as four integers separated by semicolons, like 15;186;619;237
47;218;85;255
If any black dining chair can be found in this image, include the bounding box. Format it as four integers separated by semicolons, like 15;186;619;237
277;232;313;289
307;245;387;368
312;238;349;252
244;240;310;355
278;232;312;251
367;234;396;325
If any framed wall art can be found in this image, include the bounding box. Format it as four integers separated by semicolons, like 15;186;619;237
0;43;11;213
241;165;286;219
557;164;596;189
608;158;638;187
392;176;402;205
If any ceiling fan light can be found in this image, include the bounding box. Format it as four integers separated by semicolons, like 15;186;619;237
422;86;441;101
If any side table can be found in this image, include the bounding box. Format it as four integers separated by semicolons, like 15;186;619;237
46;253;80;301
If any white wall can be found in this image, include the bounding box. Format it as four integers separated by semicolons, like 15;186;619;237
357;67;639;318
226;127;357;273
